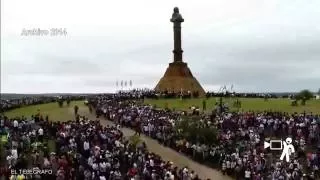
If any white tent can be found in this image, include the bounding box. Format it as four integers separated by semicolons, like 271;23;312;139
316;95;320;100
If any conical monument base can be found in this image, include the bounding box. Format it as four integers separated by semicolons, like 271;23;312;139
155;62;205;97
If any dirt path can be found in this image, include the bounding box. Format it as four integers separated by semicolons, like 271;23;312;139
70;106;232;180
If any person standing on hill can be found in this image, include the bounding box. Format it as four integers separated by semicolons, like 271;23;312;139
13;119;18;131
38;127;44;142
135;119;141;136
202;100;206;111
74;105;79;115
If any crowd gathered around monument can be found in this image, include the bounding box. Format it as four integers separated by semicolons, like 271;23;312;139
3;5;320;180
90;90;320;180
1;101;204;180
134;89;303;100
1;89;320;180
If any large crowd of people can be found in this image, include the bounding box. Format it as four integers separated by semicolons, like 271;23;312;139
89;90;320;180
1;90;320;180
1;110;203;179
125;89;291;99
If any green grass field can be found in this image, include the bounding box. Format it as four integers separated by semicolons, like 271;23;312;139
3;100;86;121
3;98;319;119
144;98;320;114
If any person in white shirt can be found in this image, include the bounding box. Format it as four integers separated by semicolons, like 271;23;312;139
84;140;90;150
92;163;99;171
0;119;4;127
222;161;226;175
144;125;149;134
7;155;13;168
88;156;94;167
164;171;171;180
83;140;90;158
13;120;18;129
103;108;107;116
43;157;51;168
9;148;18;167
99;161;107;173
244;169;251;179
38;128;44;142
114;170;122;179
11;149;18;160
149;159;154;167
148;123;153;137
32;130;36;136
226;160;231;174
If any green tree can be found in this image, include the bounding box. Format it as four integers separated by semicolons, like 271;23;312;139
58;99;63;108
296;89;314;106
199;127;217;144
66;98;71;106
175;116;217;145
129;135;142;148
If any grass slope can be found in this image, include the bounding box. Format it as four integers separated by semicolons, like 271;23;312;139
144;98;320;114
3;100;85;121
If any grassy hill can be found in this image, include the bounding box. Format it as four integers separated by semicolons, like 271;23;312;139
0;93;91;99
144;97;320;114
3;100;86;121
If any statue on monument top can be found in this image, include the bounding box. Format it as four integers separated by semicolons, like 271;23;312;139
171;7;184;63
170;7;184;23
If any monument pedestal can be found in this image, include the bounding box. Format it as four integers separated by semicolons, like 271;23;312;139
155;62;205;96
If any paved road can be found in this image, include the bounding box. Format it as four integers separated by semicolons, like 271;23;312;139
72;106;232;180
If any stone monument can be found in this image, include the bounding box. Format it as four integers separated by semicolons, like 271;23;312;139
154;7;206;96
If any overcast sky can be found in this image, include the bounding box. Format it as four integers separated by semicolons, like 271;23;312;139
1;0;320;93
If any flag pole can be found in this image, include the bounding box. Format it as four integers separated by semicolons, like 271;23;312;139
116;80;119;93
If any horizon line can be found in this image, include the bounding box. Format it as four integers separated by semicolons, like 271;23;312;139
1;91;316;95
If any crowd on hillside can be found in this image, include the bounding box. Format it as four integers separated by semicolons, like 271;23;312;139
0;97;56;112
1;113;204;180
89;90;320;180
119;89;195;99
118;89;295;99
2;90;320;179
0;96;86;112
